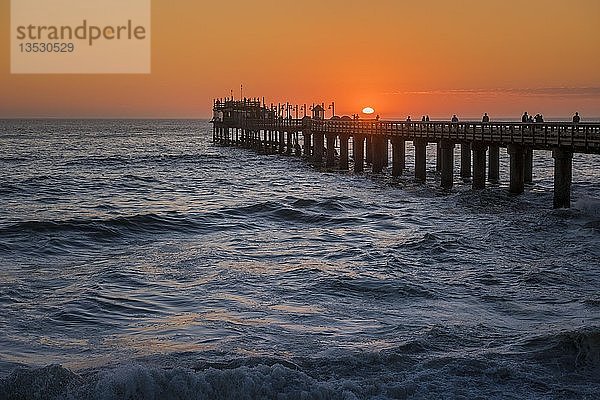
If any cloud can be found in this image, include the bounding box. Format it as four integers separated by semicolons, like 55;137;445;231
384;87;600;98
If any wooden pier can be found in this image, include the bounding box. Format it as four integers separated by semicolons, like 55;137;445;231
211;98;600;208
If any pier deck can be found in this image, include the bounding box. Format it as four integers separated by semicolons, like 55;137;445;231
212;98;600;208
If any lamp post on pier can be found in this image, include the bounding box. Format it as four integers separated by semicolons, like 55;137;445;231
328;102;335;118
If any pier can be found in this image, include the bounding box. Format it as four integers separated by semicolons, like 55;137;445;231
212;98;600;209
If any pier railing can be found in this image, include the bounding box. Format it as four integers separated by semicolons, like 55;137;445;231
311;120;600;154
220;118;600;154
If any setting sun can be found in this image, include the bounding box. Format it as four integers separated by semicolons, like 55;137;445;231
362;107;375;115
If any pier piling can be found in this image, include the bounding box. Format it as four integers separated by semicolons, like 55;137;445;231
354;135;365;173
461;143;472;181
472;143;487;190
508;144;525;194
488;145;500;184
553;148;573;209
391;138;405;177
440;140;455;190
414;139;428;182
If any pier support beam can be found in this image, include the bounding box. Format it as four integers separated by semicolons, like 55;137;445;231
436;142;442;172
552;148;573;209
303;132;312;156
383;139;389;170
524;148;533;184
366;136;373;165
461;143;471;181
488;145;500;183
326;134;336;167
440;140;455;190
472;143;487;190
279;131;285;154
339;134;349;170
391;138;405;177
286;132;293;155
508;144;525;194
313;132;324;164
353;135;365;173
414;139;427;183
372;136;387;174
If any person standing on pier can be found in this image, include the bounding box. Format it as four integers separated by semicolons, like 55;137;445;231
482;113;490;123
573;112;581;123
451;115;459;123
521;112;529;123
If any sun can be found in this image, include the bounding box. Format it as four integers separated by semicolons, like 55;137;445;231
362;107;375;115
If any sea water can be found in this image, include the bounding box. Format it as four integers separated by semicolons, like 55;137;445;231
0;119;599;399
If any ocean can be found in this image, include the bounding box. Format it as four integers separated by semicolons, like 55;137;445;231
0;119;599;399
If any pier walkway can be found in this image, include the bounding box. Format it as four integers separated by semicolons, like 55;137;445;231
212;98;600;208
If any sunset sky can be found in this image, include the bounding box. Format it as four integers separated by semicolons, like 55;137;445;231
1;0;599;119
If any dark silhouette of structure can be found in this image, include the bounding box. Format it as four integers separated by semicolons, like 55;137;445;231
212;96;600;209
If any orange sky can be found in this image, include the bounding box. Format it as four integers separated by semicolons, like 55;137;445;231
1;0;600;119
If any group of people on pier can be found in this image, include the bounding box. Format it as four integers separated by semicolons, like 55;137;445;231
404;112;582;124
520;112;545;123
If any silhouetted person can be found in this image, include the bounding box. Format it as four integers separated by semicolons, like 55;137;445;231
425;115;430;122
406;116;411;122
539;114;544;123
376;114;380;121
521;112;529;123
528;115;534;123
422;116;426;122
451;115;459;123
482;113;490;123
573;112;581;123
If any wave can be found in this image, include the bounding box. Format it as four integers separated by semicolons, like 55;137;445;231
314;275;436;301
574;196;600;219
0;363;352;400
62;153;226;167
518;327;600;372
0;212;222;240
221;201;361;226
3;343;599;400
